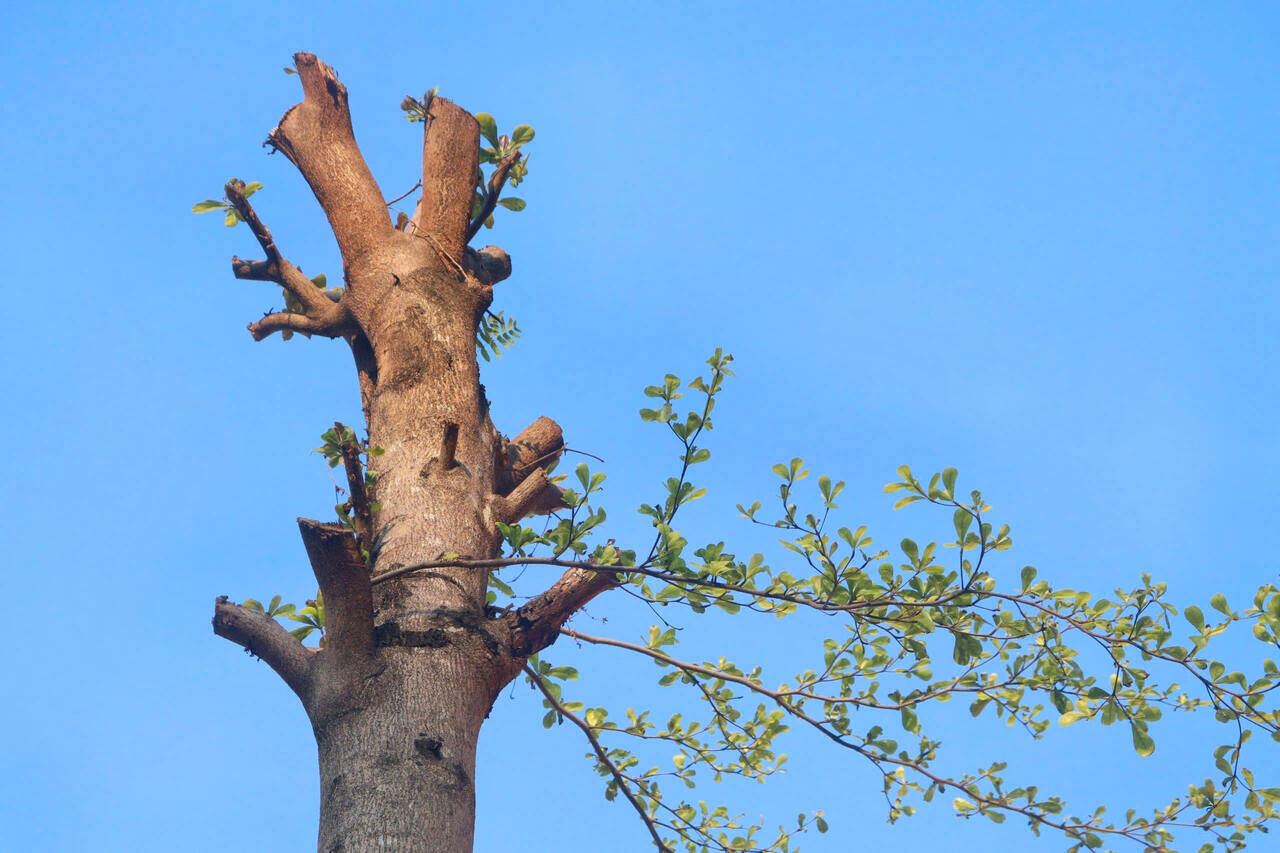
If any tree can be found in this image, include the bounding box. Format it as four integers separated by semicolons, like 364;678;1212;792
204;54;1280;853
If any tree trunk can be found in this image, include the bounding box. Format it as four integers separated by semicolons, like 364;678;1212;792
312;642;501;852
210;53;615;853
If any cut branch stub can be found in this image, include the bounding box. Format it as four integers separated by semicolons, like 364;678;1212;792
411;97;480;261
491;467;566;525
504;565;618;656
298;519;373;662
248;311;349;342
497;416;564;494
267;53;391;265
438;422;459;470
463;245;511;287
212;596;314;699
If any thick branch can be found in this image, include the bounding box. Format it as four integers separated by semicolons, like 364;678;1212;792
465;150;522;244
490;467;565;524
212;596;313;698
497;416;564;494
298;519;373;661
248;311;348;342
411;97;479;261
505;564;618;656
267;53;391;264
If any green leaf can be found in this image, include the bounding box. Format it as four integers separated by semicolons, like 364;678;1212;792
511;124;535;145
900;706;920;734
1130;723;1155;756
1210;593;1230;615
223;209;239;227
1058;711;1089;726
1020;565;1037;591
192;199;225;213
1184;605;1205;631
496;196;526;211
475;113;499;147
953;798;975;812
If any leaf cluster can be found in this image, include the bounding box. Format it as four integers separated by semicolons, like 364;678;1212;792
240;591;327;645
471;112;533;230
476;310;521;362
192;179;261;227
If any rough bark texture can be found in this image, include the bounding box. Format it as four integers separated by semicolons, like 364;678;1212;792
211;54;614;853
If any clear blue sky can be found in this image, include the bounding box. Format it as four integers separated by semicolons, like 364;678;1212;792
2;2;1276;851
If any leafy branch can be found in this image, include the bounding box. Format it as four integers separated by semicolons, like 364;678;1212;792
192;179;262;227
238;591;326;645
376;350;1280;851
314;422;385;563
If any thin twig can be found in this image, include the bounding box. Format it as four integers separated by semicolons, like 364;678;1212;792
523;664;671;851
386;181;422;207
465;150;521;243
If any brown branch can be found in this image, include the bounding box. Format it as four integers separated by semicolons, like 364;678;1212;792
332;422;373;550
620;622;1242;846
266;53;392;265
505;564;618;656
497;416;564;494
224;181;343;318
229;258;277;280
248;311;348;342
298;519;374;661
411;96;479;261
466;150;522;244
386;181;422;208
212;596;314;698
490;467;564;524
523;664;671;852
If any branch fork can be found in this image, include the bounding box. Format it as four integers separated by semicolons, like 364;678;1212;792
224;179;354;342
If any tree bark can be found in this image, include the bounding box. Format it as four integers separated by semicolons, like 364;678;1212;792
311;630;509;852
212;54;611;853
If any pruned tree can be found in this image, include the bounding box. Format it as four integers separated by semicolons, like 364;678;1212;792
203;54;1280;853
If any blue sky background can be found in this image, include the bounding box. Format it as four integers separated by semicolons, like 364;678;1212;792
1;2;1276;851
